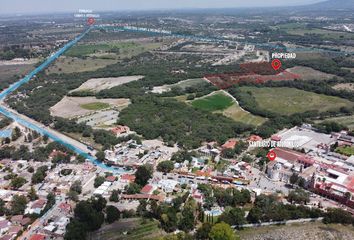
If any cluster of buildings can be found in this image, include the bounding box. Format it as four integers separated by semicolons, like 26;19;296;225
104;139;178;167
0;215;30;240
3;120;354;239
265;125;354;208
0;156;98;240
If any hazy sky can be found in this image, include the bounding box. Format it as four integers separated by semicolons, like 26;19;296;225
1;0;324;14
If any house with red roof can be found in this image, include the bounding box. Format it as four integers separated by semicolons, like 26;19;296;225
111;125;130;136
29;234;46;240
49;150;67;159
25;199;47;215
271;135;282;142
19;217;31;226
120;174;135;183
105;175;117;182
10;215;23;225
248;135;262;142
191;189;204;204
58;202;72;214
222;139;238;150
140;184;154;194
82;162;96;172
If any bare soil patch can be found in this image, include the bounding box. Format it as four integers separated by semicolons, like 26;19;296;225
50;96;130;119
333;83;354;91
70;75;144;93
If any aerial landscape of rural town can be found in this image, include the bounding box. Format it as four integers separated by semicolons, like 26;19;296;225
1;0;354;239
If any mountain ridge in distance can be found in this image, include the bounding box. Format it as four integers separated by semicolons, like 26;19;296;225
307;0;354;9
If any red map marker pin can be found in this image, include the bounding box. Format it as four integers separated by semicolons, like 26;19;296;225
87;17;95;25
271;59;282;71
267;150;277;161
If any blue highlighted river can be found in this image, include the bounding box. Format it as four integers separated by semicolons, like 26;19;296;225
0;27;128;174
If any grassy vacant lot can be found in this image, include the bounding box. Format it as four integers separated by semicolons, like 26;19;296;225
240;87;354;116
287;66;339;81
316;115;354;130
0;63;36;90
336;146;354;156
0;63;35;81
192;91;234;111
219;104;266;126
89;218;164;240
65;42;137;57
333;83;354;92
65;41;161;59
276;23;354;40
288;28;354;39
153;78;206;94
239;222;354;240
190;91;265;126
80;102;110;110
46;56;117;74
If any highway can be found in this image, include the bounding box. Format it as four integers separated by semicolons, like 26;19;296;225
0;27;127;174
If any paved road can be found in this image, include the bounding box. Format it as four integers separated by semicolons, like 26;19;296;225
232;217;324;229
19;195;66;240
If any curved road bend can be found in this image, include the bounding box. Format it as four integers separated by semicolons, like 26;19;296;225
0;27;128;174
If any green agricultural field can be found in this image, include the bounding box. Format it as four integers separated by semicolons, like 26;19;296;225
192;91;234;111
80;102;110;110
65;42;137;57
336;146;354;156
240;87;354;116
190;91;265;126
220;104;266;126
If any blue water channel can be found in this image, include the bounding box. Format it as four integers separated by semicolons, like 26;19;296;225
0;27;128;174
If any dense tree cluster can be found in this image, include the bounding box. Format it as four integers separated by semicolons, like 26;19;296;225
31;166;49;184
0;117;12;129
65;196;107;240
171;150;196;163
0;45;33;60
118;96;251;149
157;161;175;173
313;121;347;134
221;141;247;159
287;188;310;204
246;194;323;224
323;208;354;225
135;164;153;186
